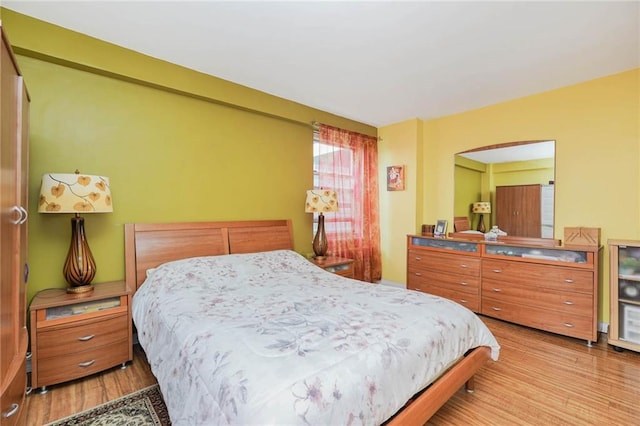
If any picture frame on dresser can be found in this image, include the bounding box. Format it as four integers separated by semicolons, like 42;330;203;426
434;220;447;236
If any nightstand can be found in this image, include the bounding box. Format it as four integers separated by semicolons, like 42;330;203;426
29;281;132;393
309;256;355;279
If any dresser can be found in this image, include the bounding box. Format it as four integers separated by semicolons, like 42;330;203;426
407;235;601;345
407;238;481;312
29;281;132;392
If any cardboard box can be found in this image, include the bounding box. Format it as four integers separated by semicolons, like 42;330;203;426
564;227;601;247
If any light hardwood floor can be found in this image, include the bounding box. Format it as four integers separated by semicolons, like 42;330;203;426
23;316;640;425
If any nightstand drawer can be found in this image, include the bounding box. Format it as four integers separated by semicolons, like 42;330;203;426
37;313;128;359
37;339;129;386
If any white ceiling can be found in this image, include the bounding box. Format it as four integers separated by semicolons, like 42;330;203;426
4;1;639;128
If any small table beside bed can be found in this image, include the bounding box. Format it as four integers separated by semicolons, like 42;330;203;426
124;219;499;425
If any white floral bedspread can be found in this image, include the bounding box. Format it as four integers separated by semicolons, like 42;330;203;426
132;250;499;426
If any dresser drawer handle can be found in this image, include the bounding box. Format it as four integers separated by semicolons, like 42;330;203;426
492;269;502;273
414;256;422;261
563;301;576;305
460;282;469;286
459;299;468;303
564;279;575;283
2;403;19;418
492;288;501;292
491;307;502;311
78;360;96;368
563;323;575;328
414;272;422;276
78;335;95;341
459;264;468;268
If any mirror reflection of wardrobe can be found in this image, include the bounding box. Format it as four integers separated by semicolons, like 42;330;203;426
495;184;554;238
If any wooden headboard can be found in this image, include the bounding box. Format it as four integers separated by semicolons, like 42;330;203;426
124;220;294;292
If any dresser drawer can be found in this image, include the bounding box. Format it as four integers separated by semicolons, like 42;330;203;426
411;282;480;312
482;280;593;316
37;313;128;359
408;250;480;277
481;296;594;340
37;339;129;386
409;269;479;292
482;259;593;293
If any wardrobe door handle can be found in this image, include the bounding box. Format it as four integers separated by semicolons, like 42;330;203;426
18;206;28;224
2;403;19;418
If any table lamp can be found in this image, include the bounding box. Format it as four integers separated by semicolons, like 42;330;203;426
305;189;338;260
38;171;113;293
472;202;491;233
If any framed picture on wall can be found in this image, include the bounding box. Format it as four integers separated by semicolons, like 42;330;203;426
387;165;405;191
434;220;448;236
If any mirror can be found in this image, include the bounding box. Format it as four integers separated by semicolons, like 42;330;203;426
454;140;555;238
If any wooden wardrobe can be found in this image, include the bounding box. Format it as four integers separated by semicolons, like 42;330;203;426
495;184;544;238
0;25;30;425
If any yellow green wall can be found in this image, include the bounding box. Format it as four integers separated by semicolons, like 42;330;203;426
378;119;423;282
1;10;376;302
381;68;640;324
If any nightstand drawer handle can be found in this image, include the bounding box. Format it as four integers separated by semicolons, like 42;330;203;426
78;335;95;341
78;360;96;367
2;403;19;418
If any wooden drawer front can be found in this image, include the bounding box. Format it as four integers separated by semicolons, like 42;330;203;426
482;280;593;316
408;250;480;277
37;339;129;387
482;296;594;340
409;269;479;293
0;358;26;426
37;313;128;359
482;259;593;293
411;281;480;312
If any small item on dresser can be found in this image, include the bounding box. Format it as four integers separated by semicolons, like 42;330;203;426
421;224;435;235
484;226;507;241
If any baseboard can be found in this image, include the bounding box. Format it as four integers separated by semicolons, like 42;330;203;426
598;322;609;334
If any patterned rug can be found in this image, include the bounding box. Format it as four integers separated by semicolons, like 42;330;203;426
45;384;171;426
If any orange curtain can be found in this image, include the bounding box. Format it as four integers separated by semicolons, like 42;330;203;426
317;124;382;282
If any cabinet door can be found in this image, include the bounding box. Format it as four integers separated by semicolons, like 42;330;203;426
496;184;542;238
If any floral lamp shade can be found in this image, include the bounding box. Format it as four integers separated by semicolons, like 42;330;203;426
304;189;338;213
38;173;112;213
471;202;491;214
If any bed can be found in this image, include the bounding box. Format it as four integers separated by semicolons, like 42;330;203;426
125;220;499;425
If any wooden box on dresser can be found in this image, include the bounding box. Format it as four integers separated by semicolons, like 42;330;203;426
29;281;133;393
607;239;640;353
0;26;30;425
407;235;601;345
